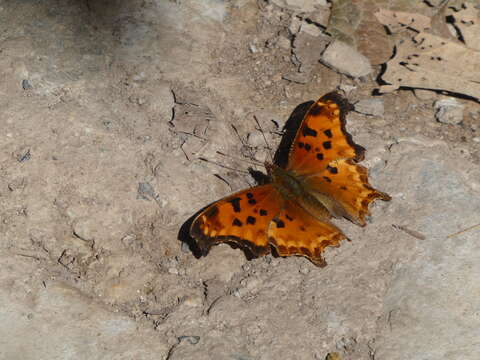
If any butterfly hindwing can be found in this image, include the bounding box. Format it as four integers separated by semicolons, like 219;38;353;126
267;200;346;267
190;184;282;257
304;159;392;226
287;92;364;175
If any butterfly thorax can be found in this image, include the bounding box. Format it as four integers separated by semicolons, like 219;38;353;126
265;162;331;220
265;162;302;199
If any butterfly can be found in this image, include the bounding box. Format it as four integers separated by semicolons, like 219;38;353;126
189;92;391;267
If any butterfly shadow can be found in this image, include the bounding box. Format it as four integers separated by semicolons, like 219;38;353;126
177;100;315;262
273;100;315;168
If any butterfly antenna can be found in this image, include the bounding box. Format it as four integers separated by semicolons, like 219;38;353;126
253;115;273;163
213;174;234;192
231;124;247;147
231;124;257;162
198;157;250;175
216;151;263;167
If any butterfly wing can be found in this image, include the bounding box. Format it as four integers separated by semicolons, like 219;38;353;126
286;92;364;176
286;92;390;225
190;184;283;257
267;200;346;267
304;159;391;226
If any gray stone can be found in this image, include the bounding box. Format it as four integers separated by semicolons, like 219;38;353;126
299;22;322;37
288;16;302;35
292;31;330;74
304;6;330;27
434;98;465;125
354;98;385;117
22;79;32;90
321;40;373;78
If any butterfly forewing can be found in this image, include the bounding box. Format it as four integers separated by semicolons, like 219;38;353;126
190;184;283;257
287;92;364;176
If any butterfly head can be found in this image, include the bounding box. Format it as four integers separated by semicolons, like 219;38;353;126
264;162;287;185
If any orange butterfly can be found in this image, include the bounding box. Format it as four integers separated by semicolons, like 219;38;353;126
190;92;391;267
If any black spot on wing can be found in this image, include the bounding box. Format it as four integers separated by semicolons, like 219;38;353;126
323;141;332;150
233;218;243;227
302;125;317;138
259;209;268;216
327;165;338;174
316;153;324;160
246;216;256;225
298;142;304;149
246;193;254;199
304;143;311;151
248;198;257;205
323;176;332;183
228;197;241;213
273;218;285;228
323;129;333;138
285;214;293;221
318;92;365;161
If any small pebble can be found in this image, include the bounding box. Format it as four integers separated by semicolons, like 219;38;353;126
22;79;33;90
288;16;302;35
17;148;31;162
178;335;200;345
137;182;156;200
248;43;259;53
121;234;136;248
434;98;464;125
168;267;179;275
277;36;291;50
321;40;373;78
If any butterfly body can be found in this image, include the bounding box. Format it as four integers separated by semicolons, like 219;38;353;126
267;162;333;222
190;92;391;267
267;163;305;201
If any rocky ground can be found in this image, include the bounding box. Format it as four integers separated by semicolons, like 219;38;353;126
1;1;479;359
